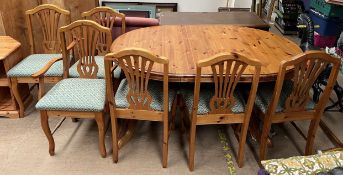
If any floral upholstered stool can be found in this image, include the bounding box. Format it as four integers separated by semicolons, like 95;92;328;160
261;150;343;175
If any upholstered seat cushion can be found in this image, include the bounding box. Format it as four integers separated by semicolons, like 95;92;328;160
115;79;176;111
180;84;246;115
36;78;106;112
69;56;121;79
7;54;63;77
255;81;316;113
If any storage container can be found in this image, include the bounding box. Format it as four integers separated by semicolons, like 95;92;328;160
309;9;343;36
310;0;343;18
314;32;337;48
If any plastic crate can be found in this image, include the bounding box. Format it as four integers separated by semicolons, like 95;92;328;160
310;0;343;18
314;32;337;48
309;9;343;36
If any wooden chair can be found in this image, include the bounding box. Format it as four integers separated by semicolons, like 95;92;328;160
255;51;341;161
81;6;126;54
7;4;70;117
181;52;262;170
104;48;174;168
35;20;112;158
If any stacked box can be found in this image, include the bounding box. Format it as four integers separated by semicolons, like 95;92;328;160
275;0;300;34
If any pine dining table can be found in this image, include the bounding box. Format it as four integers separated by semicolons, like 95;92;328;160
110;25;303;83
109;24;303;148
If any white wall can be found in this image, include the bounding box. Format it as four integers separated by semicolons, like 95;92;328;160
100;0;252;12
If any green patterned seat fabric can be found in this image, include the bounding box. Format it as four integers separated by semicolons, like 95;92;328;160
69;56;121;79
7;54;63;77
36;78;106;112
180;84;246;115
255;81;316;113
262;151;343;175
115;79;176;111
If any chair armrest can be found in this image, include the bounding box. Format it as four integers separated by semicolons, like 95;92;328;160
32;57;63;78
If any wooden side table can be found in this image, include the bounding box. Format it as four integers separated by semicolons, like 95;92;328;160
0;36;31;118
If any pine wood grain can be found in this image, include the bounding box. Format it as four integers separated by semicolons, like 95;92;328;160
110;25;303;82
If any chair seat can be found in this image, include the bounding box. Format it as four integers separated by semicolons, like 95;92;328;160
115;79;176;111
180;84;246;115
255;80;316;113
69;56;121;79
36;78;106;112
7;54;63;77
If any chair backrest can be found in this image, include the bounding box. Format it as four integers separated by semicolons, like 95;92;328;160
194;52;262;115
26;4;70;54
105;48;169;111
268;51;341;115
59;20;112;79
82;7;125;55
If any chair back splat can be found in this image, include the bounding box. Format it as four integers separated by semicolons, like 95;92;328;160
59;20;112;79
269;51;341;115
105;48;169;111
26;4;70;54
82;7;126;55
194;52;262;116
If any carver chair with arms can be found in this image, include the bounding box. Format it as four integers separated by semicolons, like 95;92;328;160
35;20;112;158
7;4;70;117
180;52;262;170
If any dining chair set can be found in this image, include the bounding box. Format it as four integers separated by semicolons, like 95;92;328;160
6;4;342;172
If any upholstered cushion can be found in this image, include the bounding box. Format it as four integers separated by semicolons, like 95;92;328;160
180;84;246;115
115;79;175;111
7;54;63;77
36;78;106;112
262;151;343;175
255;81;316;113
69;56;121;79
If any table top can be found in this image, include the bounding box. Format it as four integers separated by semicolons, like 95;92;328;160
110;25;303;82
0;36;21;60
159;12;270;30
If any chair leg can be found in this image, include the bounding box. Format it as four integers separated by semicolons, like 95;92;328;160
170;95;178;130
162;115;169;168
38;78;45;100
305;119;320;155
95;112;106;158
110;107;119;163
188;121;197;171
237;121;250;168
259;120;272;161
40;111;55;156
11;78;25;117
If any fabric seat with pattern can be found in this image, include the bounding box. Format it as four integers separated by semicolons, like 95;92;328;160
181;84;245;115
36;78;105;112
8;4;70;117
181;52;262;171
69;56;121;79
256;51;341;161
36;20;113;158
115;79;175;111
8;54;63;77
105;48;174;168
255;80;316;113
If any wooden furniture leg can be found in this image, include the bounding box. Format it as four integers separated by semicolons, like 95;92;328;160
260;120;272;161
162;113;169;168
38;77;45;99
110;107;119;163
118;120;136;149
238;120;250;167
188;119;196;171
11;78;25;117
40;110;55;156
170;95;178;130
95;112;106;158
305;119;321;155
